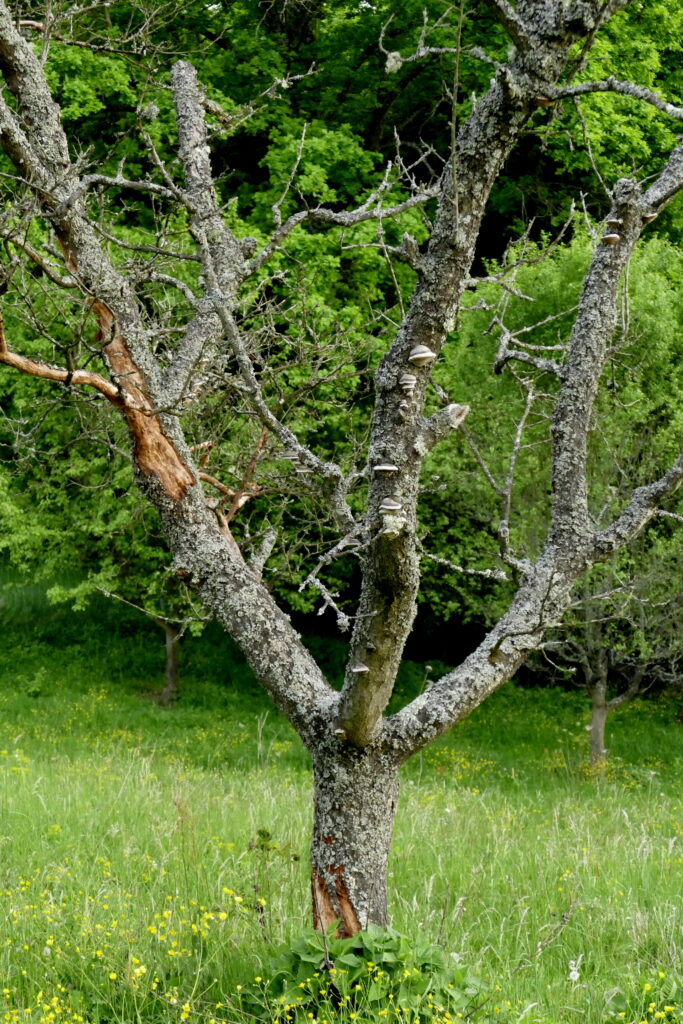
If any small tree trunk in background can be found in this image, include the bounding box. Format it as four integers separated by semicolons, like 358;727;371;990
310;745;399;935
155;620;181;706
589;690;608;770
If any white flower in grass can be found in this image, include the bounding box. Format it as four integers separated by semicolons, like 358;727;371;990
568;954;583;982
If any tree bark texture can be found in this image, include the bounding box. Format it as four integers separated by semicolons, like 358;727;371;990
311;745;399;935
2;0;683;932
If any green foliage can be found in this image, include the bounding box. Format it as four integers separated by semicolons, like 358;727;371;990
3;2;683;666
244;924;490;1022
605;971;683;1024
45;47;137;122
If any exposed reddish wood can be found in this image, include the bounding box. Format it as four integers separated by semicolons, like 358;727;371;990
18;19;127;56
213;508;246;561
1;310;195;500
1;309;194;497
199;471;235;498
0;311;122;402
311;864;361;937
0;343;123;402
124;405;195;500
90;300;194;500
47;239;196;501
189;441;214;467
200;470;261;511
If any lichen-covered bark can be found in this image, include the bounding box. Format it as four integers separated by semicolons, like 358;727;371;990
381;548;579;758
2;0;683;934
144;484;337;747
311;741;399;933
337;2;629;747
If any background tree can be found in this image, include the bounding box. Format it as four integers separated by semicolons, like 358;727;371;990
1;0;683;933
545;551;682;768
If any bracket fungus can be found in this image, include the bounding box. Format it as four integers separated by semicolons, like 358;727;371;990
602;233;621;245
408;344;437;366
379;497;402;513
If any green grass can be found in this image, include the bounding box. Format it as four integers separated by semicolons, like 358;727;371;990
0;600;682;1024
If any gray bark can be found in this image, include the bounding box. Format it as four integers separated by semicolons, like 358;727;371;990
311;741;399;934
1;0;683;931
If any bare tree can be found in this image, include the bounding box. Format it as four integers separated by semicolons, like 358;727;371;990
1;0;683;933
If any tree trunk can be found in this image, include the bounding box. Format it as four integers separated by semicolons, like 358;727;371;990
158;621;181;706
310;744;399;935
589;697;608;770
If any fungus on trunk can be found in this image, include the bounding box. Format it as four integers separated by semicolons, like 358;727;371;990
1;0;683;932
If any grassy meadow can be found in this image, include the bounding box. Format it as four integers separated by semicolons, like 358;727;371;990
0;588;682;1024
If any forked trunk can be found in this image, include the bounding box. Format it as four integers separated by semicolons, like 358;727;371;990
311;745;399;935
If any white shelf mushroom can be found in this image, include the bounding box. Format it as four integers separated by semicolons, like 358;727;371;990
408;344;437;366
379;497;402;513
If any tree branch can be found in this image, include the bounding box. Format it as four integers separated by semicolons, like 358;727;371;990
640;139;683;212
2;235;78;288
594;452;683;556
245;185;440;276
0;9;336;745
0;312;123;404
414;403;470;456
482;0;532;50
551;77;683;122
548;177;643;552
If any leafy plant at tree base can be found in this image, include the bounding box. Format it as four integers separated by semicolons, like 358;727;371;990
242;924;491;1023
